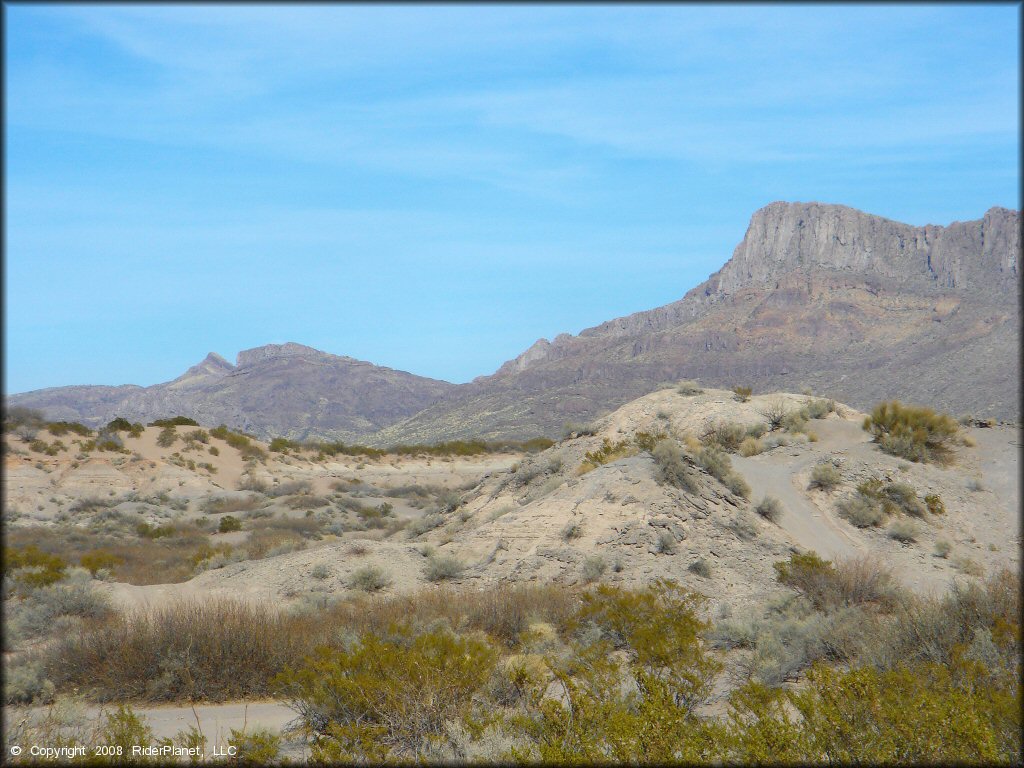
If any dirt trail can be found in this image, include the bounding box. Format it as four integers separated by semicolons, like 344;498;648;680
732;418;866;561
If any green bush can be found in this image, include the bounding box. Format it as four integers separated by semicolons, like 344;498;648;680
218;516;242;533
4;545;68;586
733;385;753;402
925;494;946;515
80;550;124;577
105;417;133;432
688;559;712;578
156;427;177;448
149;416;200;427
274;625;498;762
863;401;960;463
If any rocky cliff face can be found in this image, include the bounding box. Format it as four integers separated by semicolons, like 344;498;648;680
8;202;1019;443
373;203;1020;443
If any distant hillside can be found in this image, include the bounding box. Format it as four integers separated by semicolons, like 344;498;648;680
6;343;455;442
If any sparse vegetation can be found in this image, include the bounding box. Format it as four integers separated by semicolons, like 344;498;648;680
581;555;607;582
652;438;697;492
688;559;712;578
887;518;919;544
561;521;583;541
733;385;753;402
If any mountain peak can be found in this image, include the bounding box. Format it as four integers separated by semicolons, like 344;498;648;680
235;342;327;368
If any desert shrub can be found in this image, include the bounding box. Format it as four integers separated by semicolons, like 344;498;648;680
582;555;607;583
694;445;749;497
155;426;177;448
781;409;809;433
349;565;391;592
836;493;885;527
728;511;759;541
808;462;841;491
888;519;919;543
310;564;331;581
135;521;176;539
218;516;242;534
967;478;985;492
805;398;834;419
883;482;926;517
149;416;200;428
104;417;133;432
561;521;583;541
863;401;960;463
676;380;704;396
723;472;751;498
561;422;597;439
738;436;764;456
733;385;753;402
688;559;712;578
700;421;747;452
4;545;68;587
284;494;330;510
4;659;55;705
266;479;313;498
408;514;445;537
652;439;697;492
954;556;984;577
46;420;94;437
6;406;45;428
754;495;783;523
425;554;464;582
775;553;898;612
925;493;946;515
758;400;790;430
746;422;769;438
80;550;124;577
201;494;263;514
583;438;637;467
274;625;498;762
934;539;953;558
655;530;677;554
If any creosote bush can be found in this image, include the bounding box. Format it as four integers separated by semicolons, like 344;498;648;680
733;385;753;402
863;400;960;463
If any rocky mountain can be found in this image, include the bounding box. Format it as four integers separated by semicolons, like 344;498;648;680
8;202;1019;444
374;203;1020;443
6;343;455;442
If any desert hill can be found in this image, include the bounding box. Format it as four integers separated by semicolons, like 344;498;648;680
5;386;1016;614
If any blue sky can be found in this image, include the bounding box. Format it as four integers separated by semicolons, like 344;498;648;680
5;4;1019;393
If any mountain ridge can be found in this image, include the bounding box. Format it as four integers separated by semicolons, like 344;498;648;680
7;201;1019;440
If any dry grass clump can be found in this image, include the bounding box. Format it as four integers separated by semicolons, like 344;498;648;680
863;401;960;463
581;555;607;583
738;436;764;456
266;479;313;498
934;539;953;558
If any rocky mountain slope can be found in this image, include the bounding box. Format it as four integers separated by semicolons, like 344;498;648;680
375;203;1020;442
7;343;455;442
8;203;1019;443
